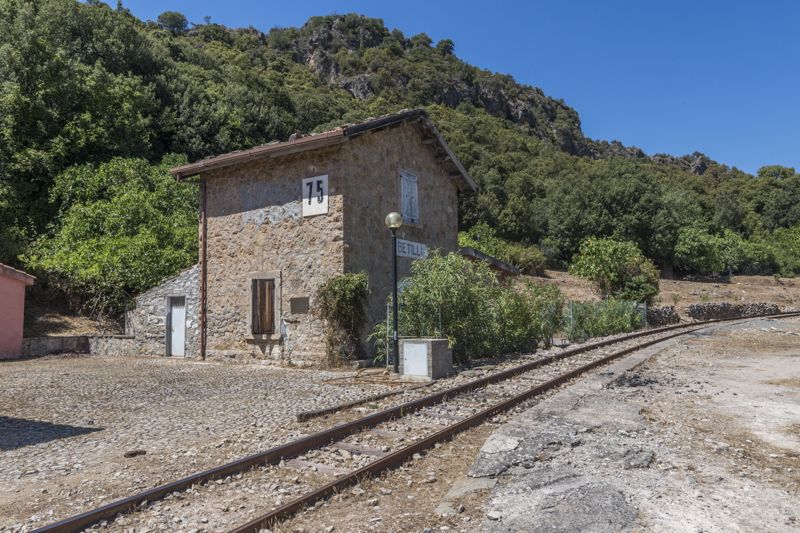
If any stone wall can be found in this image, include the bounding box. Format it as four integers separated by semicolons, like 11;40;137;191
342;123;460;344
686;302;781;321
21;336;89;357
646;306;680;326
203;151;345;364
201;122;461;365
125;265;200;357
88;335;137;356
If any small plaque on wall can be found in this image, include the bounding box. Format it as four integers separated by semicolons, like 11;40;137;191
301;175;328;217
290;296;310;314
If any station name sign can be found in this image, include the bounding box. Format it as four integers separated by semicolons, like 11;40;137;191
396;239;429;259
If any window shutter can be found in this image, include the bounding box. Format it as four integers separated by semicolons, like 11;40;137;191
251;280;260;334
401;172;411;221
252;279;275;335
401;171;419;223
409;175;419;223
263;279;274;334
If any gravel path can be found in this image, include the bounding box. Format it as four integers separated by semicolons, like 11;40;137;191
0;356;396;531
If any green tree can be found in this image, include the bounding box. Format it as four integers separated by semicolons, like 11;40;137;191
458;222;546;275
569;238;660;303
673;227;724;275
436;38;455;55
23;155;197;317
769;225;800;276
156;10;188;34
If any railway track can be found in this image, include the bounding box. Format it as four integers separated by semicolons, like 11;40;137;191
34;313;800;533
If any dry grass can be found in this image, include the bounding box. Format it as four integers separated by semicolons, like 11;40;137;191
526;271;800;314
767;378;800;389
23;302;121;336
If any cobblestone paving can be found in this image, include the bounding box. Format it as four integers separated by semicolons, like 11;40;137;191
0;355;395;531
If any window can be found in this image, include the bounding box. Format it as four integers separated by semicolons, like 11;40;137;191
400;170;419;224
251;279;275;335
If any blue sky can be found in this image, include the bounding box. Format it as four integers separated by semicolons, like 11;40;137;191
115;0;799;174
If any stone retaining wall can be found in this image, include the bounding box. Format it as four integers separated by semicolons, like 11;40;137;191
21;336;89;357
646;306;680;326
686;302;780;321
88;335;137;356
20;335;138;358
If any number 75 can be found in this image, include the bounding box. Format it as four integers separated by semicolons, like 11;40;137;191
306;179;324;204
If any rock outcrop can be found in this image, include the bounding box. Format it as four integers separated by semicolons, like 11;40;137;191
275;14;731;169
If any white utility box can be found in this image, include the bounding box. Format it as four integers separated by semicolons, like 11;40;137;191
399;338;453;380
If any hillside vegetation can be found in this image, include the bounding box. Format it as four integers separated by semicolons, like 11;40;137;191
1;0;799;316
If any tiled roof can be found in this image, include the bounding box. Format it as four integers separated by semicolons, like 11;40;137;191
170;109;476;192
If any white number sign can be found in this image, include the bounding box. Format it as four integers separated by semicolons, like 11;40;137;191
301;175;328;217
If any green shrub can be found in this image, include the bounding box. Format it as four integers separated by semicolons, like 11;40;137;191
369;252;563;363
769;225;800;276
674;227;724;275
315;272;370;365
564;300;643;343
497;282;564;352
675;227;778;276
569;238;659;304
458;223;506;262
506;243;548;276
394;251;500;362
459;223;546;275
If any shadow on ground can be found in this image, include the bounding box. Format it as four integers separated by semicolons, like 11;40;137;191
0;416;102;451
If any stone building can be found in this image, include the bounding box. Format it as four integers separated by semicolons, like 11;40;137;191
125;265;200;357
131;109;474;364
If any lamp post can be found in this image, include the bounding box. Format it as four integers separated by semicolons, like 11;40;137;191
384;212;403;373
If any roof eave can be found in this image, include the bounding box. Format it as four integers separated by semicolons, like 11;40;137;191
169;108;476;192
0;263;36;285
171;130;347;180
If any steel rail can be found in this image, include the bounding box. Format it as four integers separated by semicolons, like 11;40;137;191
33;312;800;533
229;323;713;532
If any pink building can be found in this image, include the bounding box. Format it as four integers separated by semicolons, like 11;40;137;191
0;263;35;359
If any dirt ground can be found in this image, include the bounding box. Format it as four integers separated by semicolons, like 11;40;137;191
535;270;800;314
5;315;800;531
0;333;621;532
23;302;122;337
471;316;800;532
265;317;800;533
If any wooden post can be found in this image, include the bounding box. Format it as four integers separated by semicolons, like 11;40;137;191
199;179;207;360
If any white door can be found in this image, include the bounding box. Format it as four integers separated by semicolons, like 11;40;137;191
403;342;428;377
169;296;186;357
